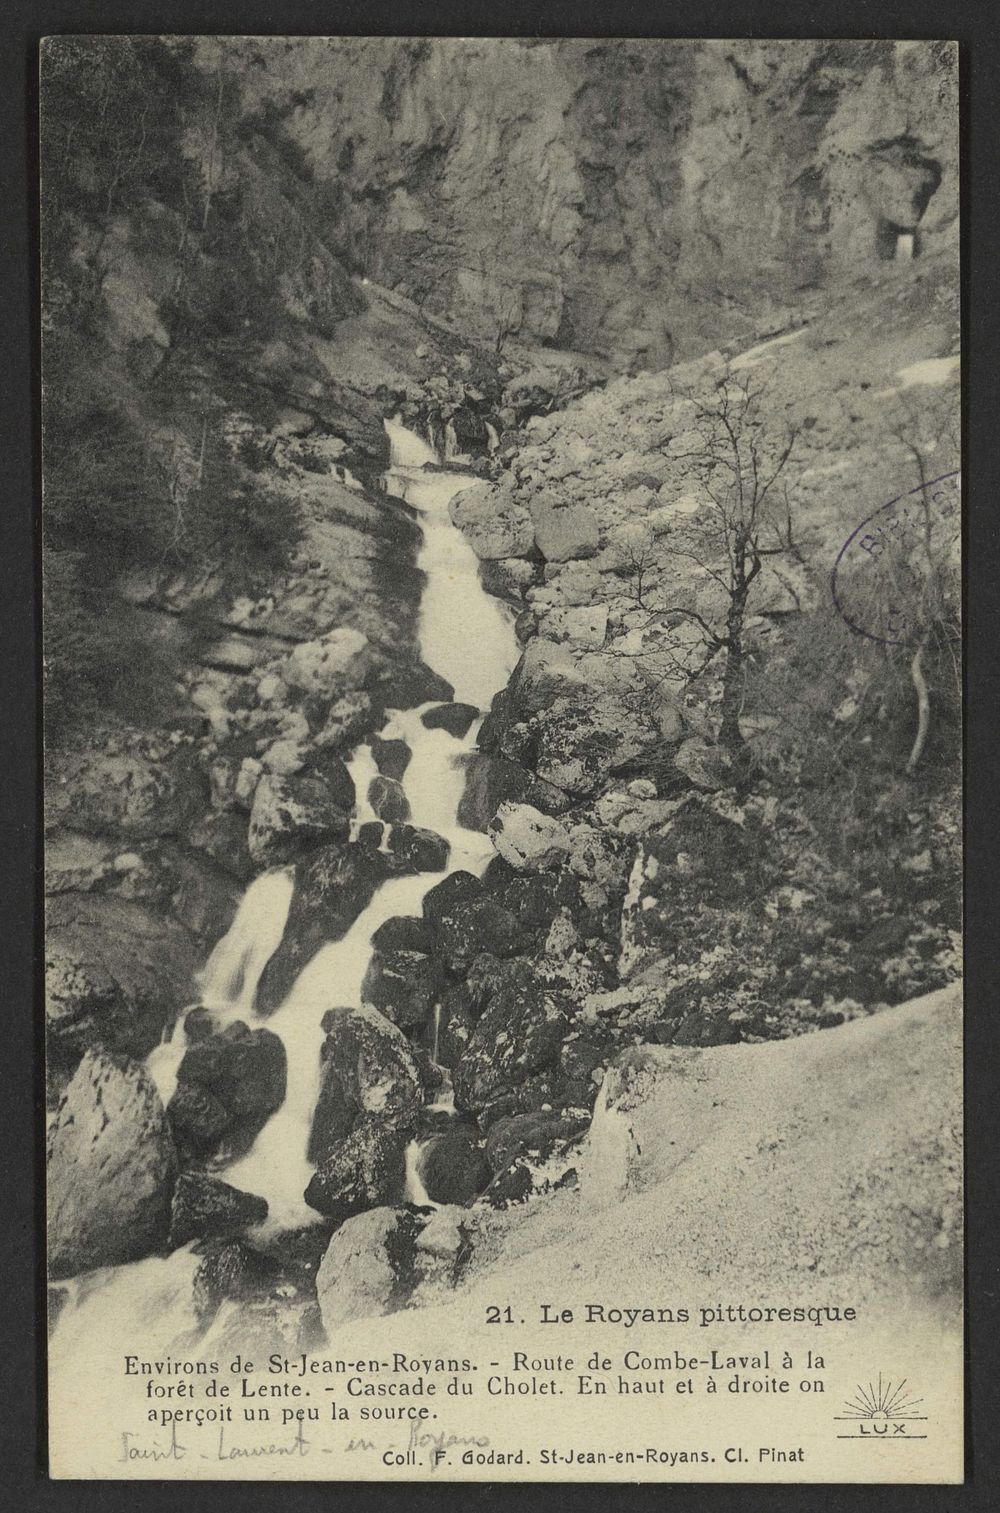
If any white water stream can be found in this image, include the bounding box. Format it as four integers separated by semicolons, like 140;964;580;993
51;420;518;1352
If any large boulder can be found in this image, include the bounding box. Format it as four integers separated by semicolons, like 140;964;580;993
247;772;352;868
421;871;528;974
417;1131;490;1205
421;702;480;738
165;1081;232;1155
301;750;357;813
488;803;570;871
315;1207;419;1331
48;1051;178;1279
368;775;411;824
449;481;535;560
361;949;444;1030
304;1115;409;1222
370;661;454;710
383;824;450;874
280;627;371;698
532;502;600;562
532;694;662;797
453;962;571;1114
164;849;242;944
370;915;435;954
168;1172;268;1250
308;1004;423;1163
458;753;570;831
169;1020;286;1157
369;735;411;780
45;894;199;1072
256;842;390;1010
485;863;582;939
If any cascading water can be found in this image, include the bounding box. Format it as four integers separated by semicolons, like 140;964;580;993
50;417;519;1356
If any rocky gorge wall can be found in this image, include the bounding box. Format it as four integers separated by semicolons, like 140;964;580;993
232;37;958;366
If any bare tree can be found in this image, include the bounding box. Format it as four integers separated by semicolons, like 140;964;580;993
636;370;801;753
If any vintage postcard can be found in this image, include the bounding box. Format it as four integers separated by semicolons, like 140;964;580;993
42;37;962;1482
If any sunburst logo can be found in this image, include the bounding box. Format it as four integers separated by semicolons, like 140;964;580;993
834;1374;928;1439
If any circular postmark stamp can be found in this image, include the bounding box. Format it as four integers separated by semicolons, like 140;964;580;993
831;470;961;645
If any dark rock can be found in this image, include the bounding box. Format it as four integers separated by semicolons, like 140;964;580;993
192;1240;291;1326
356;820;386;849
256;843;390;1010
316;1206;420;1329
558;1033;612;1084
423;870;483;925
453;965;570;1113
384;824;450;874
254;1222;335;1290
422;871;527;973
171;1020;286;1155
304;1116;408;1223
188;811;255;883
462;953;542;1019
474;1075;560;1131
487;865;581;937
303;750;357;812
309;1004;423;1163
371;662;454;710
48;1051;178;1279
167;1081;233;1156
485;1110;590;1176
165;849;241;944
48;1285;71;1338
368;775;411;824
361;950;444;1030
421;703;480;738
168;1172;268;1250
432;985;478;1067
370;736;412;780
418;1131;490;1204
458;753;570;831
411;1044;445;1094
370;915;434;955
45;894;199;1072
181;1006;218;1043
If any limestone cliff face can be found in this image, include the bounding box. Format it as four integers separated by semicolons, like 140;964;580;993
230;38;958;365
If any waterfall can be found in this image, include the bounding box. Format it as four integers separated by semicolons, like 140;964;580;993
443;419;462;461
896;232;915;261
49;419;519;1361
431;1002;442;1065
485;421;500;454
198;868;295;1016
403;1138;435;1207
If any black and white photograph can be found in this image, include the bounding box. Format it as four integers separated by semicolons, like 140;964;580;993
40;36;962;1482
